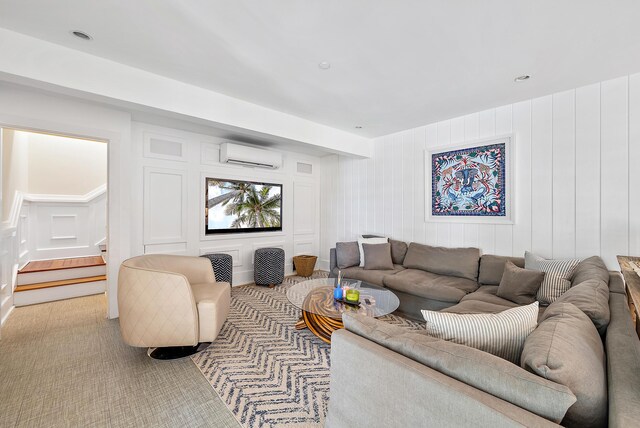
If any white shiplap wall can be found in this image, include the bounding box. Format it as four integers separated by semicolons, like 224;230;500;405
325;73;640;269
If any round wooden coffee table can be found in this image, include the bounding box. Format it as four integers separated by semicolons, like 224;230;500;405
286;278;400;343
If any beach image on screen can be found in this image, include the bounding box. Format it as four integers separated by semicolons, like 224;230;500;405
206;178;282;233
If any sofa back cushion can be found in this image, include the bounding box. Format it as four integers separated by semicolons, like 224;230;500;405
335;241;360;269
478;255;525;285
521;302;607;428
343;313;576;423
543;279;610;336
389;239;409;265
571;255;609;287
403;243;480;281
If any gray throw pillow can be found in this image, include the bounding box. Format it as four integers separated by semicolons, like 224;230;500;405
521;302;607;428
496;261;545;305
544;279;610;336
336;241;360;269
362;243;394;270
389;239;408;265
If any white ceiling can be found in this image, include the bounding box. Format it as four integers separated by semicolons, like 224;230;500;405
1;0;639;138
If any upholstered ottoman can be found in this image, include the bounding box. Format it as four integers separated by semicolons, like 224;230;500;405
201;253;233;285
254;248;285;286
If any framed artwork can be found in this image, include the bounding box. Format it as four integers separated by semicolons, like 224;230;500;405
426;135;513;224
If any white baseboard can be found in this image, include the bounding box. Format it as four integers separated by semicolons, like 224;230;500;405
232;263;295;286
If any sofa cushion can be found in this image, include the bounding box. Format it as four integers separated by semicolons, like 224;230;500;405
497;261;545;305
363;243;394;270
383;269;477;303
357;236;388;267
543;279;610;336
342;313;576;423
525;252;580;305
441;300;515;315
571;255;609;286
389;239;409;265
461;287;519;308
478;255;525;285
422;302;539;364
336;241;360;269
521;302;607;428
403;243;480;282
339;265;404;286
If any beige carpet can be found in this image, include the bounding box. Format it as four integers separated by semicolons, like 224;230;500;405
0;294;239;427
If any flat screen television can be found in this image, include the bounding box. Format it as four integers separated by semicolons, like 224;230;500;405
205;177;282;234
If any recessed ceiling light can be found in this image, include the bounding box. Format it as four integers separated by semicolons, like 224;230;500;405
318;61;331;70
71;30;93;41
355;126;363;129
514;75;531;82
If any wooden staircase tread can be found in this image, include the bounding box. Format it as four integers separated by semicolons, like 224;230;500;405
19;256;105;274
15;275;107;292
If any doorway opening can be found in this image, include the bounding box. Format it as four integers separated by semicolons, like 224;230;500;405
1;128;108;310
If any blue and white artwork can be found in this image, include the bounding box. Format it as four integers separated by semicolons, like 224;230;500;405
431;142;507;217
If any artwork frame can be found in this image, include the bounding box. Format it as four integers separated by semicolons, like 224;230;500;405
425;134;514;224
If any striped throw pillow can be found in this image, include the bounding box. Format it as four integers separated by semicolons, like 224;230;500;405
421;302;539;364
525;252;580;305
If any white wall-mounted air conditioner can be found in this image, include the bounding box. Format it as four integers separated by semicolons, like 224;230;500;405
220;143;282;169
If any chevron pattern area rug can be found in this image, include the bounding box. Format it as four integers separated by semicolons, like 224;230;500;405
191;271;422;427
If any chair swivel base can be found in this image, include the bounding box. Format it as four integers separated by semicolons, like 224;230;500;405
147;342;211;360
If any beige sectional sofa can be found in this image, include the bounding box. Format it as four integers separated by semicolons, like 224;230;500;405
327;240;640;427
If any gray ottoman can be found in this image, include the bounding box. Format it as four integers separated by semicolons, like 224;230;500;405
200;253;233;285
254;248;285;286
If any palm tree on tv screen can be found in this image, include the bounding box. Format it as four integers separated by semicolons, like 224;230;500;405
207;180;252;209
224;185;281;228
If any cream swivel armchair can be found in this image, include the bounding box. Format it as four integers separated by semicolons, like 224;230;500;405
118;254;231;359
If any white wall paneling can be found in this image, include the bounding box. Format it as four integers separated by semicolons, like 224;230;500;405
143;131;188;162
23;190;107;260
143;167;188;245
600;77;630;264
294;240;315;256
293;181;316;235
322;72;640;269
199;246;243;267
132;122;322;285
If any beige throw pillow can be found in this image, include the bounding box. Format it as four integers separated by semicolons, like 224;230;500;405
422;302;539;364
525;252;580;305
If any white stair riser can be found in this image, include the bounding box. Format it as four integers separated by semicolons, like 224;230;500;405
17;265;106;285
14;280;106;306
